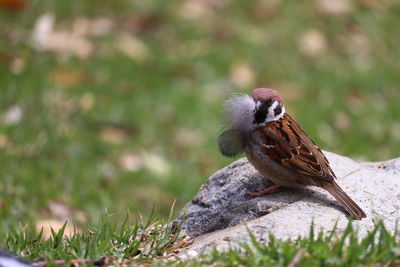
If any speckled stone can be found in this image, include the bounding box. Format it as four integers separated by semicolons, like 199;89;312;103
174;151;400;254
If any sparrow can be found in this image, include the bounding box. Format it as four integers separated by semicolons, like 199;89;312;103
218;88;366;219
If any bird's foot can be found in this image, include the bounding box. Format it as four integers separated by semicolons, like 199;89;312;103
245;184;281;197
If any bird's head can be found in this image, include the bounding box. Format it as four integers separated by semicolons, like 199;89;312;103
251;88;285;126
218;88;286;157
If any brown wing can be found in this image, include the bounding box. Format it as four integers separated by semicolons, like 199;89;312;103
258;114;336;182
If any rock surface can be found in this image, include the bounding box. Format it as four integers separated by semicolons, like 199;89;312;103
0;249;32;267
175;151;400;254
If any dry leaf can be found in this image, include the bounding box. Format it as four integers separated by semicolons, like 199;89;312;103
180;0;226;20
89;17;114;36
124;13;163;33
51;31;94;58
360;0;391;9
180;0;213;20
0;134;11;149
345;91;364;112
31;13;94;58
50;68;87;87
251;0;281;19
114;33;149;62
31;13;55;51
2;105;22;125
142;151;171;176
9;57;25;74
118;152;143;172
71;17;114;37
335;111;351;132
0;200;7;210
0;0;25;11
79;93;95;111
316;0;353;16
100;126;129;145
298;29;327;57
230;61;255;88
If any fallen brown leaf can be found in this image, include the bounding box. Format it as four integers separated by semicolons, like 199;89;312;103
251;0;281;20
118;152;143;172
345;90;365;112
79;93;95;111
180;0;213;20
100;126;130;145
315;0;353;16
0;0;25;11
9;56;25;74
124;13;164;33
142;151;171;176
298;29;327;57
31;13;95;58
230;61;256;88
50;68;87;87
334;111;351;132
0;134;11;149
2;105;22;125
114;33;149;62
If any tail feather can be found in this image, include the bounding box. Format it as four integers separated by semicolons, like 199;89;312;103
324;182;366;220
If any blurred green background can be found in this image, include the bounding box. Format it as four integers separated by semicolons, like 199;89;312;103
0;0;399;235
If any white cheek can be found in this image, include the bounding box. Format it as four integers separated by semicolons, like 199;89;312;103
266;110;274;121
266;101;285;122
266;101;278;122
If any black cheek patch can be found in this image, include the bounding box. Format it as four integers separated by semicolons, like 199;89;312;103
274;104;282;116
254;109;266;124
254;99;273;124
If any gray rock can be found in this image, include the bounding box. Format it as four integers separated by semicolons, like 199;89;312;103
0;249;32;267
175;151;400;254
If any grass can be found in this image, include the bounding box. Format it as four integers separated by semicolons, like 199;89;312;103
0;0;399;265
4;208;193;265
3;217;399;266
186;221;400;266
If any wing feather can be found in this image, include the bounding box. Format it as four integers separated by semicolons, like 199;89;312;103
218;129;245;157
258;114;335;182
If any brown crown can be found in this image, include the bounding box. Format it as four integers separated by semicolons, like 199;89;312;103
251;88;283;105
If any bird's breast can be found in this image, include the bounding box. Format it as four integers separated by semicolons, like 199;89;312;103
244;142;297;186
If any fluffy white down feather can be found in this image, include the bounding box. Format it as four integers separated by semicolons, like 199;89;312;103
224;94;256;133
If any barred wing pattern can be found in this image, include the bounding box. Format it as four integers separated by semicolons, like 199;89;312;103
259;114;336;183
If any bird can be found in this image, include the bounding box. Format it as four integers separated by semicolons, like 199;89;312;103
217;87;366;219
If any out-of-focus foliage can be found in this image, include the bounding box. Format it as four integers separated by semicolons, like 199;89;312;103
0;0;399;238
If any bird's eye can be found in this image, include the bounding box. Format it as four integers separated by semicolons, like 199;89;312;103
273;104;282;116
